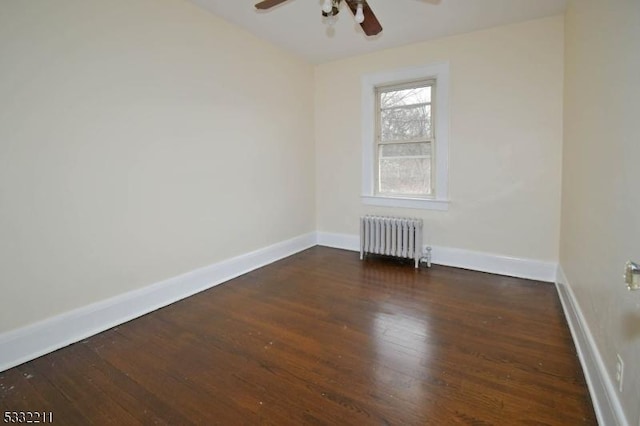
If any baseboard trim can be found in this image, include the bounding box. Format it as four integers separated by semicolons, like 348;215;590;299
556;266;628;426
0;233;317;373
317;231;360;252
316;231;557;282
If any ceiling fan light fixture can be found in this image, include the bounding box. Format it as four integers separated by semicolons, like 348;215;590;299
322;0;333;14
354;2;365;24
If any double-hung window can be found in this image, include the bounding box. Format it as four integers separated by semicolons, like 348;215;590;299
376;80;434;197
361;63;449;211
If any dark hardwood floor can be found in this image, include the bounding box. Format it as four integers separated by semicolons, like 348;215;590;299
0;246;596;425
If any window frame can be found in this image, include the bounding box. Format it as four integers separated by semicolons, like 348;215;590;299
361;63;450;211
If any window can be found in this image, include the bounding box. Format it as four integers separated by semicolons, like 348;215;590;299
376;81;434;197
361;63;449;211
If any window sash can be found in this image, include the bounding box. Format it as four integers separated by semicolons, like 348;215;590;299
377;144;433;196
378;138;434;145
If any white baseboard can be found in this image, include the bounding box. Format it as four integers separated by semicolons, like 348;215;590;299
316;231;557;282
317;231;360;252
556;266;628;426
0;233;317;373
430;245;557;282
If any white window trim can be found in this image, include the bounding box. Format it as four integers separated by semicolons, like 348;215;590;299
361;62;450;210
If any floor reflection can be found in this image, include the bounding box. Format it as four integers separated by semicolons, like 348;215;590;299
371;307;432;407
359;257;425;294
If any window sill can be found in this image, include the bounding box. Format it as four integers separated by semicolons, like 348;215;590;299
361;195;450;211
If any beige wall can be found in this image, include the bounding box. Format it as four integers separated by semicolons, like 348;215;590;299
0;0;315;333
561;0;640;423
3;0;639;419
315;16;564;262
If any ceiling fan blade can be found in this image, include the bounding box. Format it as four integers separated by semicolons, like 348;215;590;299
345;0;382;36
255;0;289;10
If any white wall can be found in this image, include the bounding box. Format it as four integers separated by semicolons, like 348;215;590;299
0;0;315;333
315;16;564;263
561;0;640;423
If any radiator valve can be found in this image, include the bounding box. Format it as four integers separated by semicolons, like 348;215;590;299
420;246;432;268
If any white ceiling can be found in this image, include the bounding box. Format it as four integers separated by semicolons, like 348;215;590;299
190;0;567;64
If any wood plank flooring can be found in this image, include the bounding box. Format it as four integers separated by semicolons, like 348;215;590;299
0;246;596;425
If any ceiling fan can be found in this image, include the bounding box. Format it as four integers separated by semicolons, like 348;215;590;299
255;0;383;36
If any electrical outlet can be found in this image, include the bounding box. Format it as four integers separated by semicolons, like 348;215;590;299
615;354;624;392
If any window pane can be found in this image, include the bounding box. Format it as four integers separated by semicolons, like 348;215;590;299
378;143;431;196
380;86;431;108
381;104;431;141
